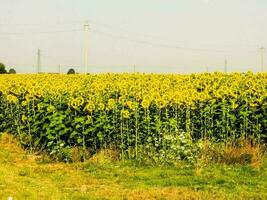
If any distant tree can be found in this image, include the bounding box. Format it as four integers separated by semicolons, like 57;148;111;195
8;68;16;74
67;68;75;74
0;63;7;74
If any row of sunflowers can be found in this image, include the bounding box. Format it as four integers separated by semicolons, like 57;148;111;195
0;72;266;162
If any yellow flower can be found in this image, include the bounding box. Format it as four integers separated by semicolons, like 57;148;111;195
249;102;258;108
141;99;150;109
47;105;56;113
21;101;28;107
231;101;238;110
155;98;167;109
21;114;27;122
98;103;105;111
76;96;85;106
121;109;130;119
84;101;95;113
107;99;116;110
37;103;44;111
86;115;93;124
126;101;135;110
6;94;18;104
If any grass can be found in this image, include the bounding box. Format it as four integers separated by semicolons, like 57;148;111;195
0;134;266;200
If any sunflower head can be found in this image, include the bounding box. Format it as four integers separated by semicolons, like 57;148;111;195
121;109;130;119
84;101;95;113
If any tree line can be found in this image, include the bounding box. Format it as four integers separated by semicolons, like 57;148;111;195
0;63;16;74
0;62;77;74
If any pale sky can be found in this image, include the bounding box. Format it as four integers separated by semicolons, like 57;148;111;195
0;0;266;73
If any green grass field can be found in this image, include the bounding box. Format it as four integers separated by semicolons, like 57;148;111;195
0;134;266;200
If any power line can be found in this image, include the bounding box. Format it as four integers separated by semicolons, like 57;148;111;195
0;20;263;72
90;29;256;54
88;19;258;48
0;21;83;26
0;20;259;53
0;29;83;35
88;20;172;41
1;19;259;48
42;54;79;66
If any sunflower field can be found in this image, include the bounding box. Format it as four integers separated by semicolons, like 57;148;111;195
0;72;266;162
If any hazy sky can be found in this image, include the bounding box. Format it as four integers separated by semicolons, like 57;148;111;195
0;0;267;73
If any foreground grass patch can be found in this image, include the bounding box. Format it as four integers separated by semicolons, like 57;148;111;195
0;134;266;200
83;161;266;193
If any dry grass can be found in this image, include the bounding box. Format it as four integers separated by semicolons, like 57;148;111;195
89;148;120;164
0;133;24;154
198;139;265;167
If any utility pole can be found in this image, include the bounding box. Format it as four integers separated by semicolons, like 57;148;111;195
260;47;265;72
84;20;89;74
224;59;228;73
37;49;41;74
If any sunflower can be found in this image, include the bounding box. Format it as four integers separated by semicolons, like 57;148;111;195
84;101;95;113
121;109;130;119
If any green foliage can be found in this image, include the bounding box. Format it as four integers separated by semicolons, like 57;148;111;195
8;68;16;74
0;63;7;74
138;130;199;165
67;68;75;74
